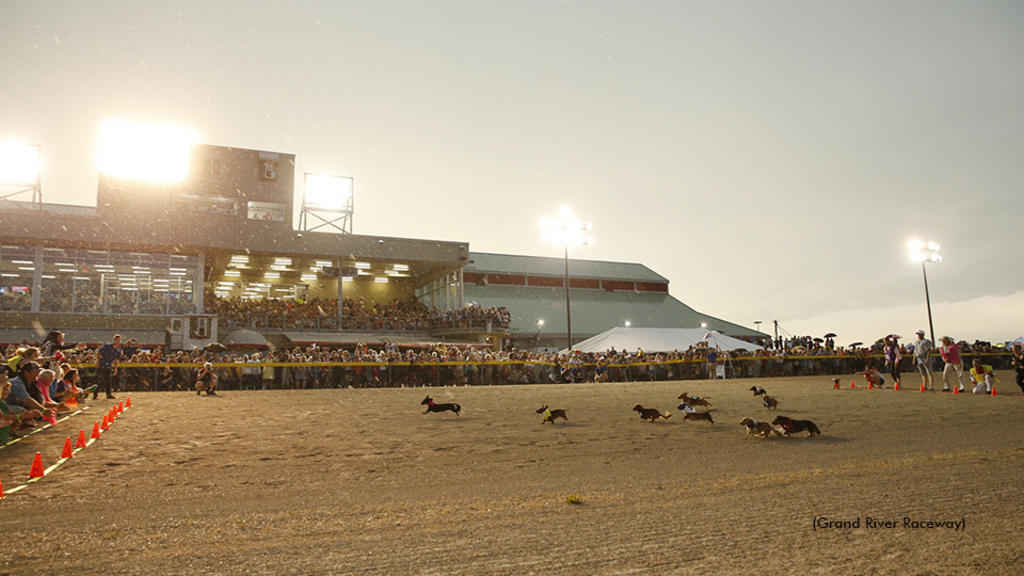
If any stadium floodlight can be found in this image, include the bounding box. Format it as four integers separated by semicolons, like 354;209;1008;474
301;173;354;234
97;120;199;182
540;206;594;350
304;174;353;210
909;239;941;347
0;143;41;185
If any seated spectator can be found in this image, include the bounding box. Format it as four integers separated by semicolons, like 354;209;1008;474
6;346;41;376
52;368;95;406
969;359;996;395
4;362;56;426
36;369;71;412
1;371;41;440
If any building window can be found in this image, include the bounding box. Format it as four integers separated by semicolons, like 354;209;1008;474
206;158;222;177
174;194;238;216
259;159;277;180
247;201;285;222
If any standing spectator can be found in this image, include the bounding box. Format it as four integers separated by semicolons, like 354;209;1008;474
883;336;902;389
1011;342;1024;395
969;359;996;395
95;334;124;400
939;337;966;393
913;330;934;391
706;348;718;380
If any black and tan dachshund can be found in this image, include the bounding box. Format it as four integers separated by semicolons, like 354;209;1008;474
422;396;461;415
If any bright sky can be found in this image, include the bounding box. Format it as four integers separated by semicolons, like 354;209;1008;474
1;1;1022;345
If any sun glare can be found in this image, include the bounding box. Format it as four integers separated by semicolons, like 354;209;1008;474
97;120;199;182
0;142;41;185
304;174;353;210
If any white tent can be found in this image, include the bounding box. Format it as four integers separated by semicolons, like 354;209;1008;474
565;327;762;354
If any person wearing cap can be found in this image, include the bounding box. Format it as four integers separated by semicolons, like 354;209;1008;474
195;362;218;396
4;361;57;422
939;337;966;392
914;330;934;391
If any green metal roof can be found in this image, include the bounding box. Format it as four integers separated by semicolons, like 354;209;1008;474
467;252;667;283
461;284;762;339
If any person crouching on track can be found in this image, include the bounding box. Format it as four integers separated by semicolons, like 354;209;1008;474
196;362;218;396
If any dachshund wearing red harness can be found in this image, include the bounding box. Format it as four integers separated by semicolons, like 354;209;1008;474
421;396;461;415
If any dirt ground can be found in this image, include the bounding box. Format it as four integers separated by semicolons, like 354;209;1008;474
1;372;1023;575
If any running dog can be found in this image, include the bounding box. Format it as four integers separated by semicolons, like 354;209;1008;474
421;396;461;415
750;386;767;397
676;392;712;409
762;396;780;410
681;409;715;425
537;405;569;424
772;415;821;437
740;417;777;437
633;404;671;422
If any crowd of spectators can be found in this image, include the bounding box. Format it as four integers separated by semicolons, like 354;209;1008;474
206;293;511;333
0;330;1017;405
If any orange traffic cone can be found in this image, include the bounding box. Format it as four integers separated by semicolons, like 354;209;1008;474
920;384;926;393
75;430;87;449
0;473;4;498
91;421;101;439
29;452;45;478
894;382;900;391
118;401;124;413
101;415;109;431
851;380;857;388
953;386;959;395
991;386;997;396
832;378;840;389
868;381;874;390
126;397;131;408
61;438;74;459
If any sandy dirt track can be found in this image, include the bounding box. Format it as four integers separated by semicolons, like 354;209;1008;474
1;373;1023;575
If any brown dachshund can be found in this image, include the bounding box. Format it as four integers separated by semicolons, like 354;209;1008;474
537;405;569;424
633;404;671;422
762;396;780;410
677;392;712;409
681;410;715;425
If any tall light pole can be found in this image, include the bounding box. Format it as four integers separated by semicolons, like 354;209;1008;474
909;240;941;347
541;207;593;350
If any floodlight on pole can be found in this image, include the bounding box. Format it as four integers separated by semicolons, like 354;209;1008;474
909;239;941;348
540;207;593;350
0;142;42;209
300;173;354;234
97;120;199;182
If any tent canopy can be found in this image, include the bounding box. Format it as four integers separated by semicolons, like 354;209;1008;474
566;327;763;354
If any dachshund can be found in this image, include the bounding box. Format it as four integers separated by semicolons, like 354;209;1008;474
740;417;778;437
633;404;671;422
772;415;820;437
762;396;780;410
750;386;767;397
421;396;461;415
681;409;715;425
676;392;712;409
537;405;569;424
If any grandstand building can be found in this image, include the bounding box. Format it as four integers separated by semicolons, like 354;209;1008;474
0;141;762;351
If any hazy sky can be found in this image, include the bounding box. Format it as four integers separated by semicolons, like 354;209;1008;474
2;1;1022;344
